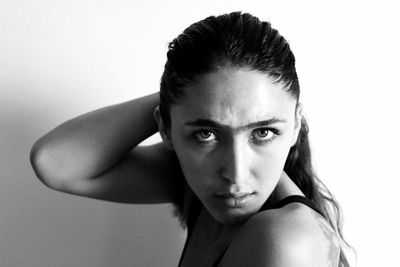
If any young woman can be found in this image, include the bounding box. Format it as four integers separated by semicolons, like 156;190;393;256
30;12;350;267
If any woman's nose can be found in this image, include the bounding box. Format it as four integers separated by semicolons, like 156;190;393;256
219;140;250;184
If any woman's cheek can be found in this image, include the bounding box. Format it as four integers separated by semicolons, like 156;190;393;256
252;141;292;178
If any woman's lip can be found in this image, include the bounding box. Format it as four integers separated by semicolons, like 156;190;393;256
213;192;255;208
214;192;254;198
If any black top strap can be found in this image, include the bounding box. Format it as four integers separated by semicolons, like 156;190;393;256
261;195;324;217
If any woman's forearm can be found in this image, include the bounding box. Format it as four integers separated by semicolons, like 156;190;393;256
30;93;160;186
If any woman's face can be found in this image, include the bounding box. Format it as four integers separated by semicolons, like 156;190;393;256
167;67;301;225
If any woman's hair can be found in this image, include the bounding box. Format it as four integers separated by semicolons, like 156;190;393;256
159;11;351;266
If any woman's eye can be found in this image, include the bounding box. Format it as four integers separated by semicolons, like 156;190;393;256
194;130;217;142
251;128;275;142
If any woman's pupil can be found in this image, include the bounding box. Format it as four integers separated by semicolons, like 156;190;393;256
257;129;269;137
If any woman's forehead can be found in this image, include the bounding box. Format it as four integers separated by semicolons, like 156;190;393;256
170;68;297;127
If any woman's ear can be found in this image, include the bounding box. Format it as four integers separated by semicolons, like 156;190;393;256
291;103;303;147
153;106;174;150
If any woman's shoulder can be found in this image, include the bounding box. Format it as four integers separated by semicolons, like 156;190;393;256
220;200;341;267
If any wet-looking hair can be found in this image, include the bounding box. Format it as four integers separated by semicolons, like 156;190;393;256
160;11;351;267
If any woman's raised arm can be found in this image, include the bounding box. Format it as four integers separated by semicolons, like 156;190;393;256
30;93;181;203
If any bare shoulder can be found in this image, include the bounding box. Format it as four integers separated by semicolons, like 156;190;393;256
220;202;340;267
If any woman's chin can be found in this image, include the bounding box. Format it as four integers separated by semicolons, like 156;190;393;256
211;209;256;226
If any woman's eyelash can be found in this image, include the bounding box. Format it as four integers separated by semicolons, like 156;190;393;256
193;129;218;142
250;128;279;143
192;128;280;143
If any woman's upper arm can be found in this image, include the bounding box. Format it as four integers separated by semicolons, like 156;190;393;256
33;142;183;204
219;212;319;267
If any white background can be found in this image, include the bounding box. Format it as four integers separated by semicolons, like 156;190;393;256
1;0;399;266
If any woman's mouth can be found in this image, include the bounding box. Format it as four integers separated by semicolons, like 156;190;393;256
213;192;255;208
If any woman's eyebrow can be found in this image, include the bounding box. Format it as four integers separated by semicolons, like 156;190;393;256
184;118;286;131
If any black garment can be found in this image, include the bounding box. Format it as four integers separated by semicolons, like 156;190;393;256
177;195;324;267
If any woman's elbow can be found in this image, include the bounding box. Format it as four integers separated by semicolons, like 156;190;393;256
30;139;70;191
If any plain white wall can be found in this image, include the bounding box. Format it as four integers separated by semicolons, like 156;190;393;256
1;0;399;266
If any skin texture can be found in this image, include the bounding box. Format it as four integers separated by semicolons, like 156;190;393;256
158;67;302;226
